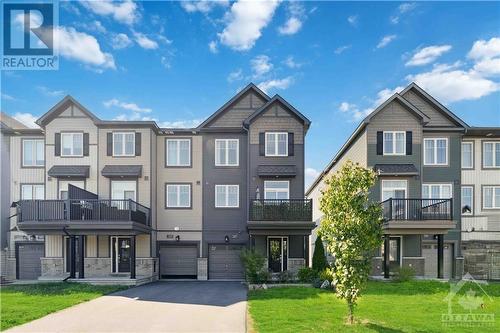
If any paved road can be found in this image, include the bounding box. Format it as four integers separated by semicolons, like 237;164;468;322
7;281;247;333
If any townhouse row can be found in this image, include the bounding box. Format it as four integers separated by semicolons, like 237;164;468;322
0;84;314;283
306;83;500;280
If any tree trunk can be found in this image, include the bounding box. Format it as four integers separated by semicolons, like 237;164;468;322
347;301;354;324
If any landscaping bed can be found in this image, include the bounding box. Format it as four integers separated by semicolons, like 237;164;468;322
0;282;127;330
248;280;500;333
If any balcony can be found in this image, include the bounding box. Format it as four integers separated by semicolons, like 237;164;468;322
249;199;312;221
381;198;455;234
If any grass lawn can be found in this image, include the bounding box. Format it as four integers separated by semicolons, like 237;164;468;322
0;283;127;330
248;280;500;333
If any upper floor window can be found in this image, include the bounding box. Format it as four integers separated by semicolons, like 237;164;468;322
22;139;44;167
61;133;83;157
461;142;473;169
166;184;191;208
264;181;289;200
113;132;135;156
424;138;448;166
383;131;405;155
422;184;452;199
166;139;190;166
21;184;44;200
483;186;500;209
215;185;239;208
215;139;239;166
265;132;288;156
461;186;473;215
483;142;500;168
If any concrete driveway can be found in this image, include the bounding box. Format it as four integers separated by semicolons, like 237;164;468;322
7;281;248;333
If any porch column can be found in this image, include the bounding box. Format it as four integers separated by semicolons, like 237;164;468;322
69;236;76;279
304;235;310;267
383;235;390;279
130;235;136;279
437;234;444;279
78;235;85;279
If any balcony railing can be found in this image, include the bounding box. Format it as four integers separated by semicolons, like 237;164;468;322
382;198;452;222
17;199;150;226
249;199;312;221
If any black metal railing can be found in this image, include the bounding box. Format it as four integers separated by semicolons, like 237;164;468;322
249;199;312;221
17;199;150;226
382;198;453;221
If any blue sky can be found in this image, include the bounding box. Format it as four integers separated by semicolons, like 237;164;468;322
2;1;500;187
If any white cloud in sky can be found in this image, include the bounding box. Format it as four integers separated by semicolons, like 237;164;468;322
218;0;280;51
390;2;417;24
1;93;15;101
81;0;140;25
251;55;273;77
377;35;397;49
158;119;204;128
208;41;218;53
305;167;320;188
334;45;351;55
405;45;452;66
338;102;368;121
278;17;302;35
347;15;358;26
257;77;294;93
37;86;64;97
133;32;158;50
13;112;39;128
111;33;132;49
227;69;243;82
284;56;302;69
180;0;229;13
468;37;500;60
339;86;404;121
104;98;152;113
473;57;500;77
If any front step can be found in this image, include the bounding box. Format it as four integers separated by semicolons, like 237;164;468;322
0;275;13;285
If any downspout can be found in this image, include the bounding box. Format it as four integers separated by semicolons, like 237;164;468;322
243;125;251;248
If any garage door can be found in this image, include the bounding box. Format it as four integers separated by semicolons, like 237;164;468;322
17;242;44;280
159;246;197;278
209;244;244;280
422;243;453;279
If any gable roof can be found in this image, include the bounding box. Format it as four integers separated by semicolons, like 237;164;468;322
400;82;469;128
197;83;270;129
243;94;311;130
36;95;101;127
0;112;29;129
363;93;430;124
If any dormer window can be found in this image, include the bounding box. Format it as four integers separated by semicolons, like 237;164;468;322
383;131;406;155
265;132;288;156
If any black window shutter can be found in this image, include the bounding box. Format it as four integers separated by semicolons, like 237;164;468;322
259;132;265;156
135;132;141;156
55;133;61;156
83;133;89;156
376;131;383;155
106;133;113;156
406;131;412;155
288;132;294;156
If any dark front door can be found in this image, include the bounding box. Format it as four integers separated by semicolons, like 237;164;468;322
268;237;287;272
382;237;401;272
112;237;131;273
65;238;80;273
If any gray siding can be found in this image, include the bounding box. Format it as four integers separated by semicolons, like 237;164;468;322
1;132;10;248
401;90;455;127
209;91;267;128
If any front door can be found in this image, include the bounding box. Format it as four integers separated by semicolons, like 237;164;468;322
382;237;401;272
268;237;288;272
112;237;131;273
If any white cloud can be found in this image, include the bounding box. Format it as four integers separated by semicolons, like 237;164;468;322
334;45;351;55
78;20;107;34
278;17;302;35
37;86;64;97
374;86;404;106
305;167;320;188
347;15;358;26
377;35;397;49
133;32;158;50
390;2;417;24
1;93;15;101
390;16;399;25
104;99;152;113
339;86;404;121
473;57;500;77
208;40;218;54
338;102;368;121
180;0;229;13
81;0;139;25
284;56;302;69
405;45;452;66
218;0;280;51
158;119;204;128
53;26;115;70
161;56;171;70
257;77;294;93
111;33;132;49
227;69;243;82
251;55;273;77
13;112;39;128
468;37;500;60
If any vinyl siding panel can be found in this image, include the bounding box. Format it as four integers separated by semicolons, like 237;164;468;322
98;236;109;258
210;91;266;128
86;235;97;257
45;235;63;257
249;103;304;144
137;234;150;257
401;90;455;127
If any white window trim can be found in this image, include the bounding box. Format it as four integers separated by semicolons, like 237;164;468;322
166;139;191;166
483;186;500;209
61;133;84;157
113;132;135;157
21;184;45;200
483;141;500;168
422;183;453;199
166;184;191;208
380;180;408;201
383;131;406;156
264;181;290;200
423;138;448;166
265;132;288;157
215;185;240;208
461;186;474;215
22;139;44;167
215;139;239;166
461;142;474;169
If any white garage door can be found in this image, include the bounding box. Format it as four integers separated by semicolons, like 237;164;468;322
422;243;453;279
160;246;198;278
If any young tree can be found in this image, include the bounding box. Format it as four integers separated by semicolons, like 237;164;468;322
319;160;383;324
312;235;328;272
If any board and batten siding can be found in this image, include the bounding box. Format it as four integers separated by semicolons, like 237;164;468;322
136;234;150;257
45;235;63;257
209;90;267;128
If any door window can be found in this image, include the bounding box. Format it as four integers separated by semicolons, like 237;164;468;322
111;181;136;201
264;181;289;200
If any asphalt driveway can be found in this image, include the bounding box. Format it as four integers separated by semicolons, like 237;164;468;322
6;281;247;333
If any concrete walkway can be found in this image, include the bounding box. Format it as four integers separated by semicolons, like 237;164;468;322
7;281;247;333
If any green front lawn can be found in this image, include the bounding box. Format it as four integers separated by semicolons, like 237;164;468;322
0;283;127;330
248;280;500;333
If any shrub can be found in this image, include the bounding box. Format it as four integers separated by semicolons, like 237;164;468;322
297;267;318;283
394;266;415;282
319;268;334;283
277;270;295;283
240;249;267;284
312;236;328;272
